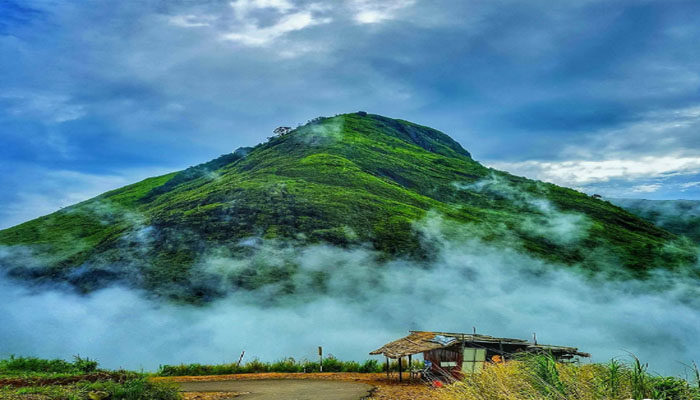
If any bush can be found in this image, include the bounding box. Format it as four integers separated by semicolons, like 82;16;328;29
241;359;269;374
269;358;301;373
649;376;698;400
0;377;181;400
87;378;181;400
0;355;99;375
359;359;382;373
73;355;99;373
320;356;343;372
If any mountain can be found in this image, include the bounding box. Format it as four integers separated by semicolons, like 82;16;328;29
0;113;696;300
609;198;700;244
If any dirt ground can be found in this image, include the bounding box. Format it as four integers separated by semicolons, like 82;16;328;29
177;379;372;400
159;372;440;400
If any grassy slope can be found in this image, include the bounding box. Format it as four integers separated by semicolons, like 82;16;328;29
0;113;695;296
610;198;700;244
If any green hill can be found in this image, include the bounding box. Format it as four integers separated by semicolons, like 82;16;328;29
0;113;696;299
609;198;700;244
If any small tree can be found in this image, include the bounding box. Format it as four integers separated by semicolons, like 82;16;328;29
273;126;292;136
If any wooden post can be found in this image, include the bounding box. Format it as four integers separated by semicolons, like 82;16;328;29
408;354;412;381
398;356;403;383
318;346;323;372
236;351;245;367
385;356;389;379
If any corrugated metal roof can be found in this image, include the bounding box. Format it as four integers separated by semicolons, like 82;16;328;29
370;331;590;359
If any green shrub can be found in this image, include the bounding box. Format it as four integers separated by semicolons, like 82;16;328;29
0;355;99;375
73;355;99;373
269;358;301;373
341;361;361;372
241;359;269;374
86;378;181;400
650;376;697;400
359;359;382;373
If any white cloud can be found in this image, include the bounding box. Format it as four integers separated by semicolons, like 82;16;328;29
632;183;662;193
219;0;331;47
561;105;700;160
164;1;331;48
222;11;330;46
348;0;416;24
488;156;700;186
167;14;215;28
681;181;700;190
485;104;700;196
230;0;295;19
2;92;86;123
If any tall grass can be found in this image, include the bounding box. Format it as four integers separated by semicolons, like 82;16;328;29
157;356;422;376
441;354;700;400
629;354;649;400
0;355;98;376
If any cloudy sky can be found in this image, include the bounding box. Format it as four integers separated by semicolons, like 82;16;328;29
1;0;700;229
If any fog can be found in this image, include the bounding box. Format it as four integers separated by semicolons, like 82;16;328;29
1;182;700;377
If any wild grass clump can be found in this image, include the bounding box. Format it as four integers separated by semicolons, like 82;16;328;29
441;354;700;400
0;355;98;376
85;377;181;400
0;378;181;400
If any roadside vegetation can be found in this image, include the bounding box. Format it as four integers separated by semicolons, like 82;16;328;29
3;354;699;400
441;354;700;400
158;356;421;376
0;356;180;400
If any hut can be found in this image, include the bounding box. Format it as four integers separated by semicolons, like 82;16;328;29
370;331;590;381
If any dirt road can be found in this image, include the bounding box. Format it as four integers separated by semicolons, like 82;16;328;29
178;379;374;400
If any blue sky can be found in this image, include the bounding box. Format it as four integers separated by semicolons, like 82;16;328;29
1;0;700;229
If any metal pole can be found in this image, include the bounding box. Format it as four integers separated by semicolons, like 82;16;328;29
399;356;403;383
408;354;412;381
319;346;323;372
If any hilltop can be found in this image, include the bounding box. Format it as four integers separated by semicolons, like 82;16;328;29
0;112;696;300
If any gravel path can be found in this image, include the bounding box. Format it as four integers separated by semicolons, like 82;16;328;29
178;379;374;400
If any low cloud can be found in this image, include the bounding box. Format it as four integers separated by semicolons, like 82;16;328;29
632;183;663;194
454;174;591;245
1;224;699;376
293;116;345;146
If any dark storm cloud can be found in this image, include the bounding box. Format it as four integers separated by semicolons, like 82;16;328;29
1;0;700;227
